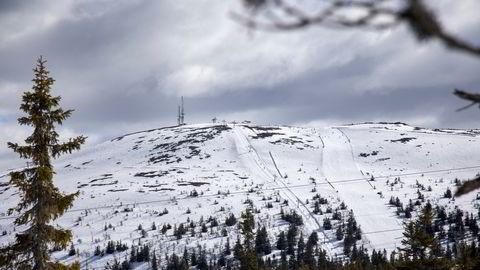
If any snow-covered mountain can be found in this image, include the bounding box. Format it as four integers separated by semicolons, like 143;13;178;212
1;122;480;268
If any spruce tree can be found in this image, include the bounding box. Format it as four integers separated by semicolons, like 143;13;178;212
0;57;85;270
151;251;159;270
296;233;305;263
304;232;318;268
255;226;271;255
279;251;288;270
238;209;258;270
240;209;255;248
225;237;231;255
286;224;298;255
398;205;452;269
276;231;287;251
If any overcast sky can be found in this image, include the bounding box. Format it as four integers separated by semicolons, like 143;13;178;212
1;0;480;170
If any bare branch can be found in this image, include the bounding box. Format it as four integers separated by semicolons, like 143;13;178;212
456;102;477;112
236;0;480;57
454;89;480;110
454;176;480;197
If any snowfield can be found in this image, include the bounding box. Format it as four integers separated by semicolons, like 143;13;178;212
1;122;480;269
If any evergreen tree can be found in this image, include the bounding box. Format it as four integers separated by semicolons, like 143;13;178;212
239;249;258;270
255;226;271;255
151;251;159;270
296;233;305;264
286;224;298;255
225;237;232;255
304;232;318;268
336;226;344;240
279;251;288;270
218;253;227;267
234;235;243;259
399;219;427;260
238;209;258;270
0;56;85;270
181;247;189;268
225;213;237;226
190;250;197;266
323;217;332;230
68;244;76;257
106;241;115;254
402;204;438;260
197;250;208;270
130;246;137;263
240;209;255;248
276;231;287;251
398;205;451;269
94;245;103;257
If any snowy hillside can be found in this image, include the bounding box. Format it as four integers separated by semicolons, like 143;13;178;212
1;122;480;268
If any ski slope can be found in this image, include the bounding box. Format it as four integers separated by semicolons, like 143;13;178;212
321;127;403;252
232;125;333;255
1;122;480;268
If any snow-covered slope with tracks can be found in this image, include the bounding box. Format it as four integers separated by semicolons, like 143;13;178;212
1;122;480;268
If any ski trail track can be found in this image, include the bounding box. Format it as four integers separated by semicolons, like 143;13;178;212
320;127;404;252
232;125;334;256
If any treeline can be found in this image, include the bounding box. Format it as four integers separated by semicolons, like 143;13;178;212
101;200;480;270
159;204;480;270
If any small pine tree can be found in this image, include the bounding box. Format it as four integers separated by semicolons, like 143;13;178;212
336;226;344;240
152;251;159;270
225;213;237;226
225;237;232;255
323;217;332;230
106;241;115;254
0;56;85;270
296;233;305;263
68;243;76;256
255;226;271;255
304;232;318;268
94;245;102;256
234;236;243;259
279;251;288;270
240;209;255;248
276;231;287;250
190;250;197;266
444;188;453;199
286;225;298;255
197;250;208;270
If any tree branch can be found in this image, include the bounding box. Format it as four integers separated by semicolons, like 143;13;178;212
235;0;480;57
455;176;480;197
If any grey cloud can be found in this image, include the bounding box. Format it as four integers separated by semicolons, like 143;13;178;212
1;0;480;170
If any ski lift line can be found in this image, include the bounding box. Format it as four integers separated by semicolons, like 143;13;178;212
365;178;375;189
0;164;479;221
327;164;480;185
362;228;404;235
318;133;325;148
269;152;324;230
268;150;344;257
324;178;336;190
333;128;356;162
268;151;284;179
3;162;480;186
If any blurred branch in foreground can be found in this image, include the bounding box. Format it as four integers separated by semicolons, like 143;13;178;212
234;0;480;57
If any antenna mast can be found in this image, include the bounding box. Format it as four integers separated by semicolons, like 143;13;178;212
177;96;185;125
181;96;185;125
